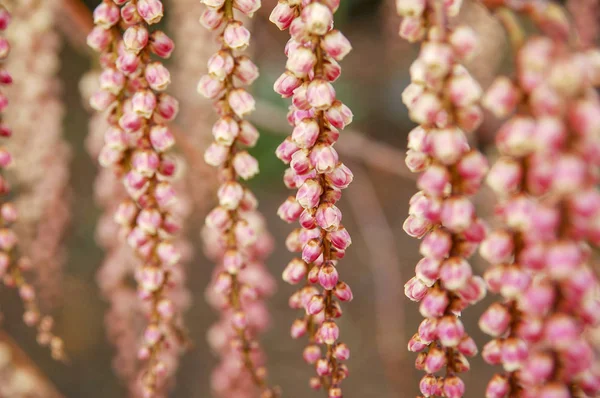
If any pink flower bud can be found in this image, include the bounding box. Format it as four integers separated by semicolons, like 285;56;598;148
87;26;112;52
409;92;443;125
485;374;510;398
131;90;156;119
93;2;120;28
399;17;425;42
303;344;321;364
200;7;224;30
90;90;116;111
482;76;520;118
318;264;339;290
315;203;342;231
120;2;141;25
123;25;149;54
232;151;259;180
149;125;174;152
137;0;164;24
431;127;469;165
233;0;260;15
334;281;353;301
223;249;244;274
302;3;333;35
403;215;431;239
486;157;522;195
405;276;429;302
329;227;351;251
204;143;229;166
116;52;140;75
417;164;450;197
501;337;528;372
302;239;323;263
322;30;352;61
545;241;582;280
291;318;307;338
479;230;514;264
207;50;234;81
316;358;331;376
441;196;475;232
154;94;178;122
424;346;447;373
274;71;302;98
419;288;449;318
479;302;510;337
440;257;472;291
269;2;295;30
218;181;244;210
396;0;425;16
234;55;259;85
496;116;536;157
149;30;174;58
139;267;164;292
306;294;325;315
228;88;255;117
278;197;303;223
443;376;465;398
99;68;126;95
224;21;251;50
415;257;441;287
307;78;336;110
286;47;317;78
283;258;307;285
145;62;170;91
320;321;339;345
437;316;465;347
309;144;338;174
420;229;452;260
449;25;478;61
292;119;320;148
296;179;323;209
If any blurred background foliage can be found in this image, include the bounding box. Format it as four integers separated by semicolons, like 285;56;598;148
0;0;513;397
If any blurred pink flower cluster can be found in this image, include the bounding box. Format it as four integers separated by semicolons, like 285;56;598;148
0;4;64;362
87;0;190;395
196;0;279;396
479;6;600;396
270;0;354;396
399;1;490;397
3;0;71;310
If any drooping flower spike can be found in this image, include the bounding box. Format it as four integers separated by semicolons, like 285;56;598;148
479;3;600;397
270;0;354;396
197;0;279;396
4;0;71;310
398;1;489;397
88;0;189;396
0;4;65;362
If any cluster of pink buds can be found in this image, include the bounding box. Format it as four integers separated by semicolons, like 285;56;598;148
197;0;279;396
0;5;65;362
479;8;600;396
398;2;489;397
88;1;188;396
270;0;354;396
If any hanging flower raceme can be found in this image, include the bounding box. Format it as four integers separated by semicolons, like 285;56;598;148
398;1;488;397
479;6;600;396
87;1;188;396
197;0;279;396
0;5;65;362
4;0;71;310
270;1;354;396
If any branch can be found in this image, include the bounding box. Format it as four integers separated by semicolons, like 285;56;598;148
345;164;407;397
57;0;414;180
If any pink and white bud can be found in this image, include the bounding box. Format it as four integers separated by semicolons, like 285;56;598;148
318;264;339;290
131;90;156;119
420;229;452;260
207;50;234;81
137;0;164;24
224;21;251;50
334;281;353;302
441;196;475;232
296;179;323;209
404;276;429;302
87;26;112;52
204;143;229;167
419;288;449;318
320;321;339;345
315;203;342;232
302;239;323;263
232;151;259;180
228;88;255;117
424;346;447;373
449;26;478;61
321;30;352;61
301;3;332;36
310;144;339;174
145;62;170;91
123;25;149;54
148;30;174;58
443;376;465;398
307;78;336;110
99;68;126;95
437;316;465;347
440;257;472;290
217;182;244;210
234;55;259;85
93;2;120;28
482;76;520;118
479;303;510;337
399;17;425;42
233;0;260;15
287;47;317;78
90;90;116;112
269;2;296;30
149;125;174;152
292;119;320;148
139;267;164;292
431;127;469;165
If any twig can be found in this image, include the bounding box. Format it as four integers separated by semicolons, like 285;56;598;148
345;164;407;397
57;0;415;181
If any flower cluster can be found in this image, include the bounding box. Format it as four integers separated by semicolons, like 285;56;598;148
4;0;71;310
480;14;600;397
270;0;354;396
0;5;65;361
197;0;278;396
87;1;189;396
398;2;489;397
